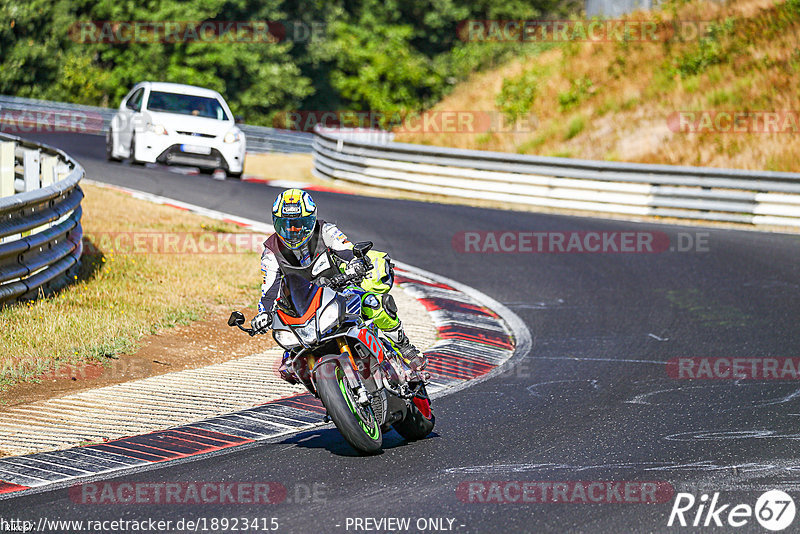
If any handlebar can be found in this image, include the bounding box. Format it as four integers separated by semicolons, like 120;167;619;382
228;244;375;335
238;324;256;336
323;255;373;289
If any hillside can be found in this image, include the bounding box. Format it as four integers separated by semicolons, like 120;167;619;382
395;0;800;172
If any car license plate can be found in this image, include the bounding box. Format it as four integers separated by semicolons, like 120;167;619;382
180;144;211;155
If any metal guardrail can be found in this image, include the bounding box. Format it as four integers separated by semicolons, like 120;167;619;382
586;0;660;17
312;127;800;228
0;94;313;154
239;124;313;154
0;133;84;304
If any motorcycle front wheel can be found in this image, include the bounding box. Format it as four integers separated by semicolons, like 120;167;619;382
316;360;383;454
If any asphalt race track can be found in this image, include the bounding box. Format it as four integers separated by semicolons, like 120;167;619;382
3;132;800;533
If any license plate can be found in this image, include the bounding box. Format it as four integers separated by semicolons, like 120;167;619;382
180;144;211;155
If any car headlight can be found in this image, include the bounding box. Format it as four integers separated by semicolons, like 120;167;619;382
146;123;168;135
274;330;300;349
224;129;242;143
318;302;340;334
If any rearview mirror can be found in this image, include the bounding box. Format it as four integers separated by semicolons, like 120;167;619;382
228;311;245;327
353;241;373;259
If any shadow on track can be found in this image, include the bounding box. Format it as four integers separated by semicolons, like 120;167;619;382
279;427;440;457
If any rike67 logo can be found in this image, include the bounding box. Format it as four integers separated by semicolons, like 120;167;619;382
668;490;796;531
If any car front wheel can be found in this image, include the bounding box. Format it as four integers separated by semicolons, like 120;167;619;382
129;134;142;165
106;130;121;162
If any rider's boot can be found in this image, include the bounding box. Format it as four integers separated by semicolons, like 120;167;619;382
384;322;428;373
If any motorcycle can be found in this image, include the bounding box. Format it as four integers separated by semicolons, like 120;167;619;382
228;241;434;454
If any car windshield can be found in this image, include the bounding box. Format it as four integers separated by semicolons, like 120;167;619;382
146;91;229;120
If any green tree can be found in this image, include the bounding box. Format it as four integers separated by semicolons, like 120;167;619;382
0;0;576;125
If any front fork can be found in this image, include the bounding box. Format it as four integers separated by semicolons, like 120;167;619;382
336;338;370;407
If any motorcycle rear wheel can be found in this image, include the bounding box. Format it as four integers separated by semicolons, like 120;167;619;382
316;361;383;454
392;385;435;440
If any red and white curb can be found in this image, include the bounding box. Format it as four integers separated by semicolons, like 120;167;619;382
0;188;531;499
240;176;351;195
82;179;272;233
134;163;351;194
83;179;349;232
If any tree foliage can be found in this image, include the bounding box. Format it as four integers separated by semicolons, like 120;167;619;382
0;0;575;125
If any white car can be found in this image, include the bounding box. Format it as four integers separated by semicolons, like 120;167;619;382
106;81;246;177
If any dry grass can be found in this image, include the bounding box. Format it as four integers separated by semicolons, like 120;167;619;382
396;0;800;172
243;152;316;183
0;183;264;391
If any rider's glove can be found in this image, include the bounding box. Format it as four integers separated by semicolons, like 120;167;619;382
251;311;272;334
344;259;367;277
330;273;348;286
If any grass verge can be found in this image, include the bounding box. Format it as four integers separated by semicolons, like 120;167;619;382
0;183;264;393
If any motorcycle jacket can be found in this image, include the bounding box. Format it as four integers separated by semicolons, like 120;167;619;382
259;220;355;313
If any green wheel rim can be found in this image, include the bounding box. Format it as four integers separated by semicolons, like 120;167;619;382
336;366;380;440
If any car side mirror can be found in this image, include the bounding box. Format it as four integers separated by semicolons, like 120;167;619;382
234;115;244;124
228;311;246;327
353;241;373;259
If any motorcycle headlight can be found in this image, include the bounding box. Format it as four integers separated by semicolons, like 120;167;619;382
147;123;168;135
296;322;318;344
224;129;242;143
274;329;300;349
318;302;340;334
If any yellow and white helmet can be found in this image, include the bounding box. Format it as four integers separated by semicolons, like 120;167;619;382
272;189;317;249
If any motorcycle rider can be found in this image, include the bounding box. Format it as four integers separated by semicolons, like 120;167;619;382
250;188;427;377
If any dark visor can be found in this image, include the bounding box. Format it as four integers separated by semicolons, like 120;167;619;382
274;215;315;245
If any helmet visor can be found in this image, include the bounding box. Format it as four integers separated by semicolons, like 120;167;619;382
274;215;316;247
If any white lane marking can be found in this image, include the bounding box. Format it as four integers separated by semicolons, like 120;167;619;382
647;333;669;341
624;382;800;407
535;356;666;365
663;429;798;441
506;299;565;310
82;179;272;233
527;379;599;397
443;460;797;474
755;387;800;406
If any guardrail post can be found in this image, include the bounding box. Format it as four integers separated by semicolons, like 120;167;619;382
23;148;40;192
40;155;58;187
56;163;71;181
20;149;41;237
33;155;60;234
0;141;12;197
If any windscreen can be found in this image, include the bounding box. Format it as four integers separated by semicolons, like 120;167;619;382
146;91;229;120
279;274;320;317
